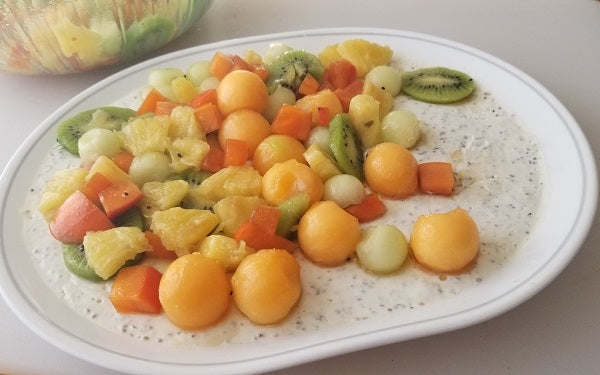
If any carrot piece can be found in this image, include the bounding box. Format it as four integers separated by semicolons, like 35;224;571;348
345;193;387;223
234;221;297;252
298;73;320;96
249;204;281;234
137;88;170;115
224;138;249;167
194;102;223;133
327;59;357;89
190;88;218;108
49;190;114;244
110;265;163;314
81;172;112;206
317;106;331;126
270;103;313;141
209;51;234;81
99;179;143;219
334;79;364;112
111;150;134;173
154;101;179;116
418;162;454;195
144;230;177;259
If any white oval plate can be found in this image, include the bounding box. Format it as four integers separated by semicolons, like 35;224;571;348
0;28;597;375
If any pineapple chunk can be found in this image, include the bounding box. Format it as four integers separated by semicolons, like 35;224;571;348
139;180;190;218
119;116;171;156
335;39;393;78
171;77;198;104
86;155;130;184
243;49;264;65
182;186;217;210
362;80;394;118
51;18;104;67
302;144;342;182
318;44;343;69
197;165;262;201
348;94;383;148
83;227;149;280
168;137;210;173
213;195;264;236
198;234;255;271
38;168;88;222
169;106;204;139
150;207;219;257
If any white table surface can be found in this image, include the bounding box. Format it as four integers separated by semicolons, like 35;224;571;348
1;0;600;374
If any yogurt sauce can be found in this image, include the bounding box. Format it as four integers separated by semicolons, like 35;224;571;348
21;66;542;348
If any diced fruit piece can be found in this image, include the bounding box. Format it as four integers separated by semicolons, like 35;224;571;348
365;65;403;96
248;204;281;234
194;102;223;133
356;225;408;274
144;230;177;259
275;192;310;238
348;94;383;148
38;168;88;222
345;193;387;222
86;155;130;185
196;165;262;201
264;86;296;122
197;234;255;271
270;104;312;141
169;105;203;139
111;150;134;173
326;59;357;89
362;80;394;118
51;18;103;67
210;51;235;80
334;78;364;112
190;88;218;108
201;134;225;172
110;265;163;314
84;226;149;280
295;89;343;126
99;180;143;219
119;116;170;156
298;73;320;96
77;128;122;164
418;162;455;195
49;191;114;244
171;76;198;104
137;88;170;115
233;221;296;252
224;139;249;167
213;195;264;236
168;137;210;173
335;39;393;78
139;179;190;218
150;207;219;257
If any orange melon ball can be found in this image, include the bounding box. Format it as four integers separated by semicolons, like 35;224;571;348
158;253;231;330
295;89;343;125
261;159;323;206
217;69;269;116
364;142;418;198
253;134;307;175
218;109;271;157
410;208;480;273
297;200;361;266
231;249;302;325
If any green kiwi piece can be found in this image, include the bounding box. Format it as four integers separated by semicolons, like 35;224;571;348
401;67;475;104
168;170;213;188
113;206;145;230
62;244;103;282
329;113;365;181
122;15;176;61
266;50;325;94
56;106;136;155
276;192;311;238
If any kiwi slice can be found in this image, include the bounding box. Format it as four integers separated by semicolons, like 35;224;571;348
168;170;213;188
62;244;103;282
56;106;136;155
276;192;311;238
113;206;145;230
401;67;475;104
329;113;365;181
122;15;176;61
266;50;325;94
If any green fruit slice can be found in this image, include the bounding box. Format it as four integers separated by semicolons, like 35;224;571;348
276;192;311;238
401;66;475;104
168;170;213;188
122;15;176;61
112;206;145;230
56;106;136;155
266;50;325;94
329;113;365;181
62;244;103;282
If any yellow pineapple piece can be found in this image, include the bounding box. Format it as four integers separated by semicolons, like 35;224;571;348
362;80;394;118
196;165;262;202
38;168;88;222
86;155;130;184
336;39;393;78
243;49;264;65
119;116;171;156
302;144;342;182
168;137;210;173
348;94;383;148
182;186;217;210
83;227;149;280
213;195;264;236
139;180;190;218
169;106;204;139
171;76;198;104
198;234;255;271
51;18;104;67
318;44;343;69
150;207;219;257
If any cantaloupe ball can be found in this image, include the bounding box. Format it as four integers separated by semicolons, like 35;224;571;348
159;253;231;330
261;159;323;205
217;69;268;116
218;109;271;157
253;134;307;175
231;249;302;325
410;208;480;273
298;200;361;266
364;142;418;198
295;89;343;125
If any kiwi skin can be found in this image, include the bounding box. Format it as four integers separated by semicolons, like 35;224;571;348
401;66;475;104
329;113;365;181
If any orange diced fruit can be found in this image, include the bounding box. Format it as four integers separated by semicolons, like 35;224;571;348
110;265;163;314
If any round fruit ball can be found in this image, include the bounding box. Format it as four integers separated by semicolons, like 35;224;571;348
231;249;302;325
159;253;231;330
217;69;269;116
364;142;418;198
410;208;480;273
218;109;272;157
261;159;323;206
253;134;307;175
297;200;361;266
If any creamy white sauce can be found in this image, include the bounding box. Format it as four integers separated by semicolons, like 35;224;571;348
21;61;542;348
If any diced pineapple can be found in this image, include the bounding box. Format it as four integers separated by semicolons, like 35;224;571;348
38;168;88;222
51;18;104;67
182;186;217;210
335;39;393;78
196;165;262;201
86;155;130;184
243;49;264;65
213;195;264;236
171;76;198;104
83;226;149;280
362;80;394;118
169;106;204;139
119;116;171;156
150;207;219;257
198;234;255;271
348;94;383;148
139;180;190;218
302;144;342;182
168;137;210;173
318;44;343;69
